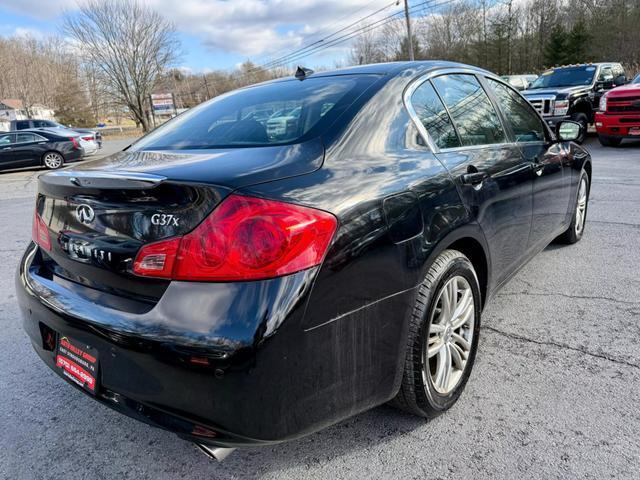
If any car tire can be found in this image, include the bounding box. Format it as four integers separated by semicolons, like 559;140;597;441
390;249;481;418
598;134;622;147
557;171;590;244
42;151;64;170
571;112;589;144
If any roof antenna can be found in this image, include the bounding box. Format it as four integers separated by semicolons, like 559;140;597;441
295;66;314;80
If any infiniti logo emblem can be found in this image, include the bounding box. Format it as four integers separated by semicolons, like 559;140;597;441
75;204;95;225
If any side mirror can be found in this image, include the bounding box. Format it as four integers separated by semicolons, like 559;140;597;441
614;75;626;86
555;120;582;142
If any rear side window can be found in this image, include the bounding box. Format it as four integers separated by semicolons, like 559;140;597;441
487;79;546;142
132;76;378;150
0;134;13;145
432;74;506;147
16;133;36;143
16;121;30;129
410;81;460;149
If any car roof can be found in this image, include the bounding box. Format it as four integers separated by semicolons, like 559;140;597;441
245;61;492;90
26;128;77;136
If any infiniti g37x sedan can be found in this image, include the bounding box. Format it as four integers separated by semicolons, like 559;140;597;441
17;61;591;458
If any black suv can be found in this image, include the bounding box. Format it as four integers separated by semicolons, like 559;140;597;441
10;119;102;148
522;63;627;142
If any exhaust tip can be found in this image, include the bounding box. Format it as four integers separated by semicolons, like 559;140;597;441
195;443;236;462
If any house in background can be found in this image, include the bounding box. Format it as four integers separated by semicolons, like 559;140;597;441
0;99;56;131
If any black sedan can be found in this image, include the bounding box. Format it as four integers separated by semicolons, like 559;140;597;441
0;129;84;171
16;61;591;460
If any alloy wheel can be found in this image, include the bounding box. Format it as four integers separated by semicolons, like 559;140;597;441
424;276;475;395
575;177;588;235
43;153;63;169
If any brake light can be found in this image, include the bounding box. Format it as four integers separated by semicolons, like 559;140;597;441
82;136;93;141
133;195;337;281
69;137;80;149
32;211;52;251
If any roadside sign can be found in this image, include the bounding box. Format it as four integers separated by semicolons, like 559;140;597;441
150;93;175;113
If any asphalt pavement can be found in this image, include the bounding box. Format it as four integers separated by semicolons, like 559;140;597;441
0;136;638;479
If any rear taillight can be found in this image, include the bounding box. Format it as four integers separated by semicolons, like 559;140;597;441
82;136;93;141
32;211;51;251
133;194;337;281
69;137;80;149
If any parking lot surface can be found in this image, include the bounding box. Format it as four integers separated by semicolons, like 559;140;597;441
1;137;638;480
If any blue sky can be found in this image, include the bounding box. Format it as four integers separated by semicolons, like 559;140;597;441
0;0;400;72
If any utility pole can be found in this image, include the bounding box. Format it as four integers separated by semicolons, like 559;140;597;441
202;74;211;100
403;0;415;61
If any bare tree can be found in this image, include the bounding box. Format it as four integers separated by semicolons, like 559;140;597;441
63;0;180;131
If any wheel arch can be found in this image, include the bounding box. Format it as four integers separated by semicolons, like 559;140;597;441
583;159;592;186
421;224;491;309
40;149;64;166
570;99;593;122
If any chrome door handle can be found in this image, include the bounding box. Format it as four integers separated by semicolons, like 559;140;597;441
534;164;544;176
2;147;11;150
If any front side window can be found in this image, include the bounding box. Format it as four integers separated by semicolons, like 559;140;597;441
487;79;546;142
33;120;48;128
432;74;506;147
131;75;378;151
598;67;613;82
410;80;460;149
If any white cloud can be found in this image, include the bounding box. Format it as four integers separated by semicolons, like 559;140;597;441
1;0;76;19
146;0;396;58
1;0;396;60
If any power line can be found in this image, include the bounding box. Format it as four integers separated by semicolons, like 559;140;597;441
206;0;459;89
256;1;398;72
251;0;396;67
255;0;455;72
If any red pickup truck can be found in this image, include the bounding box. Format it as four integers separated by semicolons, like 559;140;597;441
596;76;640;146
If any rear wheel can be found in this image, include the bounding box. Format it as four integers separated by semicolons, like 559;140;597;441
557;171;589;244
390;249;481;418
571;112;589;144
598;134;622;147
42;151;64;170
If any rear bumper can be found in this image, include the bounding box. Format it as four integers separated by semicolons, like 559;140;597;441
16;243;411;447
595;112;640;137
65;149;85;163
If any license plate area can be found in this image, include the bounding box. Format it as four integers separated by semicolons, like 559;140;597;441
55;335;99;395
629;127;640;136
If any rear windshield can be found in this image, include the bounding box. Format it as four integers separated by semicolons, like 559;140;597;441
528;66;596;89
131;75;378;150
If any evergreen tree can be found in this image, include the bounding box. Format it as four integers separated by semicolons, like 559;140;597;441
544;25;568;67
565;21;590;64
395;35;422;61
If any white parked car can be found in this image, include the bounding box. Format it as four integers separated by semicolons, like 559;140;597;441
78;135;99;156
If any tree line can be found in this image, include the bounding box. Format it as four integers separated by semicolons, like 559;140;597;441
351;0;640;77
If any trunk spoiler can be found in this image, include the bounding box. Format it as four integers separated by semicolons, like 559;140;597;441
39;171;166;190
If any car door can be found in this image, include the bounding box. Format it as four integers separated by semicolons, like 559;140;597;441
485;78;571;247
12;132;45;167
0;133;17;170
418;73;533;285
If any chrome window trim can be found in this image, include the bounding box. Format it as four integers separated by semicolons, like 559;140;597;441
403;67;523;154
